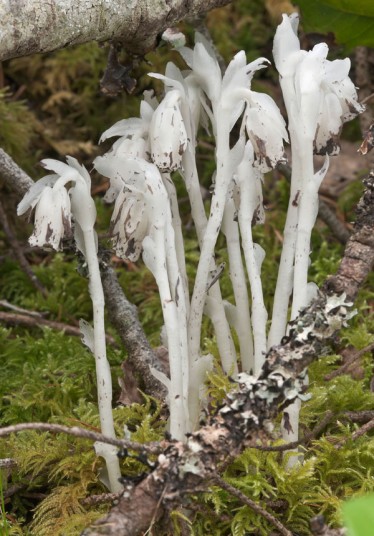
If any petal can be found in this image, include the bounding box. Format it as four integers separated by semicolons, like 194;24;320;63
245;92;288;171
17;174;58;215
99;118;145;143
41;159;78;181
191;35;222;103
149;91;188;171
65;156;91;188
315;93;343;155
111;190;148;261
273;13;301;76
29;186;71;250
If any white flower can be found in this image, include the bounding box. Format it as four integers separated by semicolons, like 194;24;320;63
149;89;188;172
17;173;72;251
17;157;95;251
273;14;364;154
94;155;168;260
244;91;288;172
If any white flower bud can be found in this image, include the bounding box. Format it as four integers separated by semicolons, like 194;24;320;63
26;184;72;251
273;14;364;155
149;90;188;172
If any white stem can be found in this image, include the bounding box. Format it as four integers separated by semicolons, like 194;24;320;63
182;144;237;373
238;183;267;375
162;173;190;315
291;138;317;319
188;112;233;365
222;198;254;372
82;227;122;493
282;398;302;467
164;213;191;432
267;133;303;348
147;229;187;440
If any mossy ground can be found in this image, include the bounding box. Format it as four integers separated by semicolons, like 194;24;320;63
0;1;373;534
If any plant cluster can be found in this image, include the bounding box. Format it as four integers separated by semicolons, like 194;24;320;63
0;3;373;535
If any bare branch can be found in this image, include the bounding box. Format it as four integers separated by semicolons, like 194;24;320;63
0;310;117;346
0;422;161;454
0;148;34;196
0;0;231;62
324;341;374;381
213;476;293;536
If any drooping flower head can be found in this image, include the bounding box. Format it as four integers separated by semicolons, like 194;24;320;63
17;157;95;252
273;13;364;154
94;155;168;261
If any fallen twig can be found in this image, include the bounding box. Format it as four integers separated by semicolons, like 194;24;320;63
0;310;118;347
324;341;374;381
255;410;335;453
336;417;374;449
0;198;48;297
0;422;161;454
213;475;293;536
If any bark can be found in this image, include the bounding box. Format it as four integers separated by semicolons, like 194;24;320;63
0;0;231;61
81;175;374;536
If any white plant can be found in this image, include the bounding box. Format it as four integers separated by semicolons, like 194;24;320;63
18;15;363;467
17;158;122;492
269;14;363;449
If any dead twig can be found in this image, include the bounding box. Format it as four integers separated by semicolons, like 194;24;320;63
81;492;123;507
0;310;118;347
0;422;162;454
324;341;374;381
0;299;44;317
0;198;48;297
213;476;293;536
344;410;374;423
336;418;374;449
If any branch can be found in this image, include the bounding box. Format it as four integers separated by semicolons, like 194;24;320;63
213;476;293;536
0;422;161;454
0;310;117;346
0;148;34;196
0;198;48;297
0;0;231;61
82;173;374;536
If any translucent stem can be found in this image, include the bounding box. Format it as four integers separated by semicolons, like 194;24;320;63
183;141;237;373
238;184;267;375
188;112;233;366
82;227;122;493
222;197;254;372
